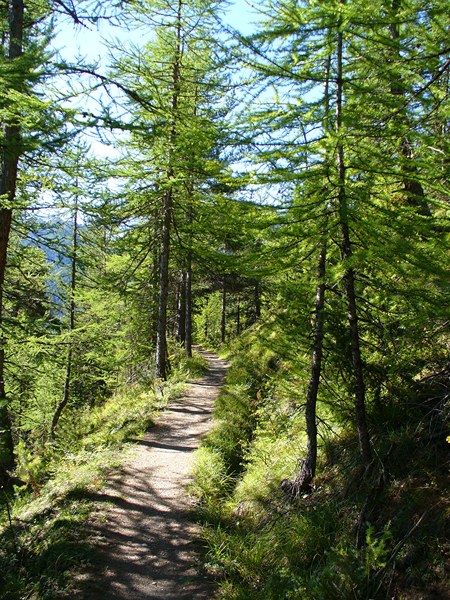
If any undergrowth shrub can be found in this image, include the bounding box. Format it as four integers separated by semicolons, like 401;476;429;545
170;344;209;380
193;335;449;600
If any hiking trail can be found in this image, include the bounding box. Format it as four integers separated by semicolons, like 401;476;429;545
75;350;227;599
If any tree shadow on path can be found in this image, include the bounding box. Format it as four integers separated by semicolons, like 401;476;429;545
75;351;227;599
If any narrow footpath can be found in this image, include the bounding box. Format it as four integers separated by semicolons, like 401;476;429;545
76;351;227;599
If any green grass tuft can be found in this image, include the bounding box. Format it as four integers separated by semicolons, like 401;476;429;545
191;335;449;600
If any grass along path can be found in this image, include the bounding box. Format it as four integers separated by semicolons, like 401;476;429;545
74;350;227;599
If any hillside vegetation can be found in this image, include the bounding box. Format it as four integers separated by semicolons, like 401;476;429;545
191;328;448;599
0;0;448;598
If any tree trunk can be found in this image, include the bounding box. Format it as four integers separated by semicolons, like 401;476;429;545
389;0;431;216
155;188;172;380
0;0;24;482
221;278;226;344
155;0;182;380
282;241;327;496
174;270;186;343
50;193;78;438
185;182;193;358
185;252;192;357
151;206;160;348
336;24;372;466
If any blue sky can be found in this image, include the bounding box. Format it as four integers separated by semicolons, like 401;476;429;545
49;1;260;162
52;1;258;63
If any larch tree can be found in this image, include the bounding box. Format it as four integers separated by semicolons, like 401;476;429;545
0;0;25;481
110;0;232;379
237;0;448;488
50;154;81;439
236;0;374;488
0;0;123;481
0;0;64;480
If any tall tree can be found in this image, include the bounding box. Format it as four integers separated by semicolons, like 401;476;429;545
335;15;371;464
110;0;232;379
0;0;122;481
0;0;25;480
50;182;79;438
154;0;183;380
236;0;374;476
237;0;448;482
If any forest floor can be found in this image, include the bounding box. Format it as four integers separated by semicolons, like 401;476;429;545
72;350;227;599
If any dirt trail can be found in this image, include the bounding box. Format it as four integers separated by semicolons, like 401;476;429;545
77;351;227;599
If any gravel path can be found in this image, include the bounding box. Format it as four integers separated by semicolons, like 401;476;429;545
77;351;227;599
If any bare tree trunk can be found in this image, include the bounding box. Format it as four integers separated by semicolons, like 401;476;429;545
185;184;193;358
185;252;192;357
50;193;78;438
282;241;327;496
174;270;186;343
0;0;24;482
336;24;372;466
155;188;172;380
221;278;226;344
151;206;160;348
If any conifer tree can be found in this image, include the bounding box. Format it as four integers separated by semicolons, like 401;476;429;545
0;0;24;481
110;0;232;379
0;0;126;480
238;0;449;486
50;174;79;438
